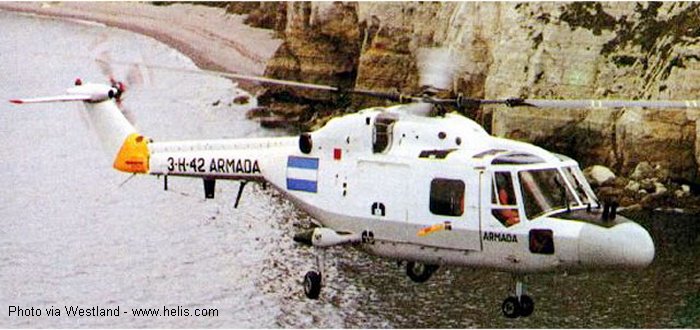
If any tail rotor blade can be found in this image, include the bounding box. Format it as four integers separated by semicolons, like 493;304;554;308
117;102;138;127
96;51;115;81
126;63;144;87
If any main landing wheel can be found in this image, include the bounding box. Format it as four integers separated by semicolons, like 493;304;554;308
501;296;520;318
303;271;322;299
501;295;535;318
406;262;439;283
519;295;535;317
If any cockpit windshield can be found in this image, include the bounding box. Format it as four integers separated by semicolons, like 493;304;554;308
518;168;582;219
562;166;594;205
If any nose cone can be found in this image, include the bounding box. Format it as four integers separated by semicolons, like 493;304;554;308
578;221;655;269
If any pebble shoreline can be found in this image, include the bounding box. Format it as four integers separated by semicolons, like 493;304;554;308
0;2;281;79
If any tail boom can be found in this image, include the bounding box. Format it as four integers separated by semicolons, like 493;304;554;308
147;137;297;181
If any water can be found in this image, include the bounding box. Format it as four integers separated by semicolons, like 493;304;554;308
1;10;699;328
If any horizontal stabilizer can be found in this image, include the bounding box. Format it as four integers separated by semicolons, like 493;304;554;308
10;94;93;104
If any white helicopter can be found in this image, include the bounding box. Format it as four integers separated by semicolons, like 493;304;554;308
11;69;698;318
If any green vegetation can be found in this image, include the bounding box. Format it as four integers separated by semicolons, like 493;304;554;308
597;2;700;58
611;55;637;67
559;2;700;81
559;2;616;36
673;292;700;327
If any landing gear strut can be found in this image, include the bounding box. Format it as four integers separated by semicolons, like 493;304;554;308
501;275;534;318
303;249;326;299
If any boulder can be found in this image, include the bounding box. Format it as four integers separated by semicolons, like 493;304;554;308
583;165;616;186
654;182;668;195
232;95;250;105
682;184;691;193
675;189;686;199
640;178;656;192
625;180;640;192
630;161;654;180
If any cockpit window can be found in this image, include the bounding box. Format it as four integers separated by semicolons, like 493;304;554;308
562;167;591;205
519;169;576;219
492;172;521;227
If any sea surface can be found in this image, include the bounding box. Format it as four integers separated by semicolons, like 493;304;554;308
1;10;699;328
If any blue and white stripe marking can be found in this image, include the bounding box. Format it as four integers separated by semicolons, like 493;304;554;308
286;156;319;193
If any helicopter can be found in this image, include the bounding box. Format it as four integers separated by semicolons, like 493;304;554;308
11;63;700;319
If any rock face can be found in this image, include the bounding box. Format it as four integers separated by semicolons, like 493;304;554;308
489;2;700;183
244;2;700;183
264;2;361;99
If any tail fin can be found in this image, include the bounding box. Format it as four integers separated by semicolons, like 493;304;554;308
10;82;149;174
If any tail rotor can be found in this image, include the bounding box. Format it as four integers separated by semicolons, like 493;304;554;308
94;52;144;125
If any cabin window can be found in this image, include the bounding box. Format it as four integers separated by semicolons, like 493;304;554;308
429;178;465;216
529;229;555;254
373;115;397;153
492;172;521;227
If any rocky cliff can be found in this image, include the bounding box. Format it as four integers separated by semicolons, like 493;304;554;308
239;2;700;184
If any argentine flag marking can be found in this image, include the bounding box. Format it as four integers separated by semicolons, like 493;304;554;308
286;156;319;193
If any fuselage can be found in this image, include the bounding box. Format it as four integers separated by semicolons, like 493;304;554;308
11;85;657;276
145;106;655;274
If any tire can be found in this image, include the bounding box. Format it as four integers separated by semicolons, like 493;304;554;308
303;271;322;299
519;295;534;317
502;296;520;318
406;262;438;283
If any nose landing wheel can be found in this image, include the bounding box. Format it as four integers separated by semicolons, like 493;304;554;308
502;275;535;318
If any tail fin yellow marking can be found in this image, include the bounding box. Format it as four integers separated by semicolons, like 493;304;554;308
113;133;150;173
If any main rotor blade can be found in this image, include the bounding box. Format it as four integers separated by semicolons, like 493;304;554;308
409;97;700;110
109;60;340;92
498;99;700;109
103;60;700;110
108;60;428;101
